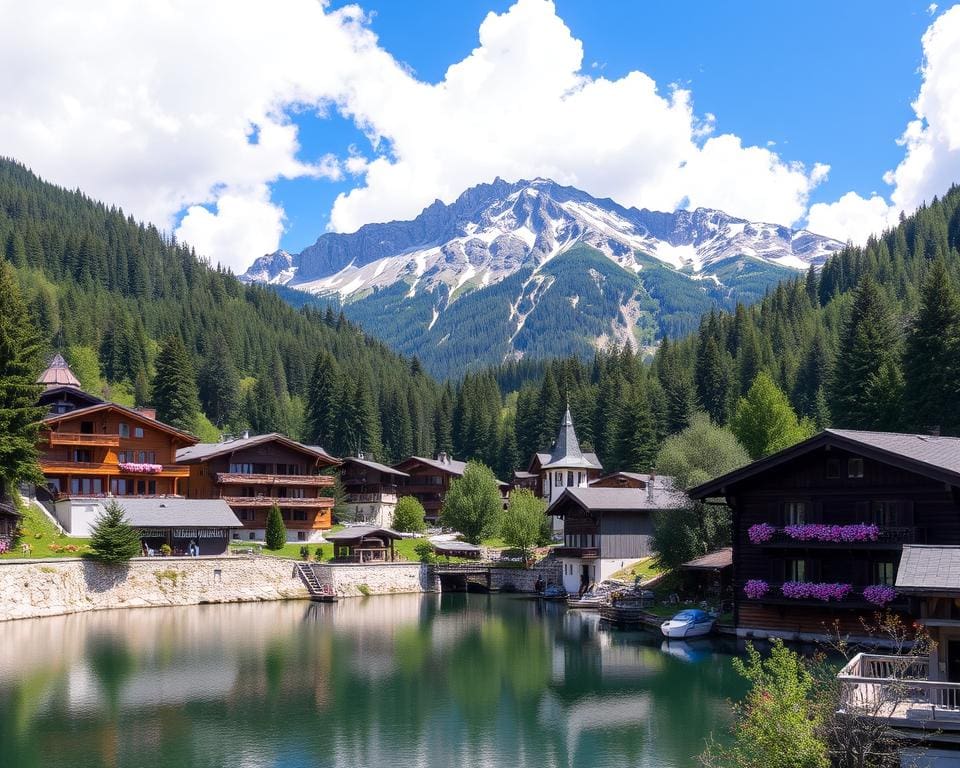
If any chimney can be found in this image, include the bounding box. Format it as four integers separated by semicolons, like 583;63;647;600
242;430;250;440
647;471;655;500
134;406;156;420
358;450;365;460
437;451;449;465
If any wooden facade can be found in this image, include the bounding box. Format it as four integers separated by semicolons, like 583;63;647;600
39;403;196;500
690;430;960;638
178;434;339;542
340;457;407;526
393;454;465;521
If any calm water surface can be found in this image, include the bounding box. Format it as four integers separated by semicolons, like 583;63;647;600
0;595;750;768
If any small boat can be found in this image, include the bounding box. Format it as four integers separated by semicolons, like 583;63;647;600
541;584;568;601
660;609;716;639
567;592;606;610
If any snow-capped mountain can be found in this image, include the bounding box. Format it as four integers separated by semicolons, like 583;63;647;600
242;178;843;378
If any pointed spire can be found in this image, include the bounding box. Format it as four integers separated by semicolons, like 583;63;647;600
37;353;81;390
548;405;585;466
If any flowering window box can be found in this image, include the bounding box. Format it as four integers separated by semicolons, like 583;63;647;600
119;462;163;474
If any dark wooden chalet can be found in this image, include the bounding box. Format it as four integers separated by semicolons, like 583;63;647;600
689;429;960;639
393;454;507;522
590;472;655;490
339;456;408;526
325;526;402;562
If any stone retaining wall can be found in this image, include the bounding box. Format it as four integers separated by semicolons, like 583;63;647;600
311;562;434;597
489;561;562;592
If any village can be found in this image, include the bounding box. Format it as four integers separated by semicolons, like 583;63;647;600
6;352;960;763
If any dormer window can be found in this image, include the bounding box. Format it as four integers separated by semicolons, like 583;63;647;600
848;458;864;479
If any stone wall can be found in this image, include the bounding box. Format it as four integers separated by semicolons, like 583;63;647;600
489;561;562;592
310;562;434;597
0;555;308;622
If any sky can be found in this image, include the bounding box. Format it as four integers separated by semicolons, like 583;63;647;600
1;1;958;273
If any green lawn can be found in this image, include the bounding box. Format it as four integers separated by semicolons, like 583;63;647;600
609;557;664;583
228;524;345;560
1;498;91;559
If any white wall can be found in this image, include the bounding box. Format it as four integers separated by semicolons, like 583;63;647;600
559;556;644;592
54;499;102;537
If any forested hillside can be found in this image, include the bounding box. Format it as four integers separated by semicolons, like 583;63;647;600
0;158;442;455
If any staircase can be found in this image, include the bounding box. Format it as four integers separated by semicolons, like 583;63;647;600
295;563;337;601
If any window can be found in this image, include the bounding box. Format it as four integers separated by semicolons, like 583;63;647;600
70;477;102;495
826;460;841;479
872;501;898;527
111;479;128;495
567;471;574;486
80;421;94;434
293;510;308;521
875;561;896;586
134;427;144;439
554;474;561;487
286;488;305;499
248;532;255;540
848;458;864;478
230;463;254;474
786;559;806;582
297;531;306;541
232;532;239;540
73;448;94;463
577;472;583;486
118;422;129;438
784;501;807;526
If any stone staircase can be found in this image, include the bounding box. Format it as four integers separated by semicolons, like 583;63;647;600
294;562;336;600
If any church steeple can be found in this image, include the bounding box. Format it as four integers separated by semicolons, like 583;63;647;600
544;404;595;469
37;353;81;391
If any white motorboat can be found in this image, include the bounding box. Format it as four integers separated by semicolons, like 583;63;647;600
660;609;716;639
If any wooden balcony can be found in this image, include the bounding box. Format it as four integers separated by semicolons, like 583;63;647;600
347;492;398;504
741;582;908;610
40;460;189;477
47;432;120;448
222;496;334;508
553;546;600;559
754;526;919;548
838;653;960;729
216;473;334;487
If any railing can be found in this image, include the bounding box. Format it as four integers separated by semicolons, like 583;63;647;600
40;460;188;475
838;652;960;718
216;473;334;487
553;546;600;558
47;432;120;447
222;496;333;508
347;493;398;504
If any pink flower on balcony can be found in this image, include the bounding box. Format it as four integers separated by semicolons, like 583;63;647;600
748;523;776;544
744;579;770;599
863;584;897;606
119;462;163;474
781;581;852;601
783;523;879;543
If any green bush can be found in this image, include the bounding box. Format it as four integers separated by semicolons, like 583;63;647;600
393;496;427;533
299;545;310;560
265;504;286;550
414;540;436;563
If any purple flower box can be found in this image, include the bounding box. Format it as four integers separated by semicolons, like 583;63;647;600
781;581;852;601
118;462;163;474
744;579;770;599
863;584;897;606
783;523;879;543
748;523;776;544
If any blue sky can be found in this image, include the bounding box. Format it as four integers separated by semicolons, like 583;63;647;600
3;1;957;271
275;1;936;254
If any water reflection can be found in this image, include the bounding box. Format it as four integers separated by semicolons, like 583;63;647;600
0;595;748;768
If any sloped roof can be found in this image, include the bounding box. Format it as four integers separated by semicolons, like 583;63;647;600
681;547;733;571
432;539;482;554
541;407;603;470
896;545;960;592
547;486;687;516
176;433;338;464
340;456;409;477
324;526;403;542
43;402;198;443
37;353;81;390
689;429;960;499
66;497;241;528
394;455;468;476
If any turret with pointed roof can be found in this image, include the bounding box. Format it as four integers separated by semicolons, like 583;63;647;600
543;406;602;470
37;353;81;390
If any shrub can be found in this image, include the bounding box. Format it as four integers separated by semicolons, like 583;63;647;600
501;489;546;564
159;543;172;557
315;545;324;561
414;540;436;563
393;496;427;533
357;583;371;596
299;545;310;560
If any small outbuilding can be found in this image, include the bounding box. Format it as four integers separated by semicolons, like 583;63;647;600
432;539;483;560
680;547;733;600
325;526;403;562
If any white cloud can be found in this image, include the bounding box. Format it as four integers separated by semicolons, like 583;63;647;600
326;0;828;233
803;5;960;244
6;0;958;267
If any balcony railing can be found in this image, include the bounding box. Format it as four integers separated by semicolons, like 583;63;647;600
553;546;600;559
40;460;189;476
216;473;334;487
347;493;398;504
222;496;334;508
47;432;121;447
838;653;960;723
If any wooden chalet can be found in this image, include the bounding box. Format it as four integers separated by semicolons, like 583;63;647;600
325;526;402;563
0;495;21;548
177;433;339;543
393;453;508;522
689;428;960;640
339;455;408;527
548;484;686;594
679;548;733;602
38;402;198;535
590;471;656;490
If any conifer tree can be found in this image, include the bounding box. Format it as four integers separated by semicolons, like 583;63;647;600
433;384;454;455
731;372;814;459
829;277;903;430
265;504;286;550
198;336;241;429
0;262;45;495
615;384;658;472
695;334;734;425
903;259;960;433
152;335;200;433
305;351;342;451
88;500;142;564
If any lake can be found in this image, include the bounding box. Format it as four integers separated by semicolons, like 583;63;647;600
0;594;750;768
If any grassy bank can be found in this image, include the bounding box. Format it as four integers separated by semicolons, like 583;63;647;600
1;498;91;559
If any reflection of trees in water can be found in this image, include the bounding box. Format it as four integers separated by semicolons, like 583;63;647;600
0;597;750;768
